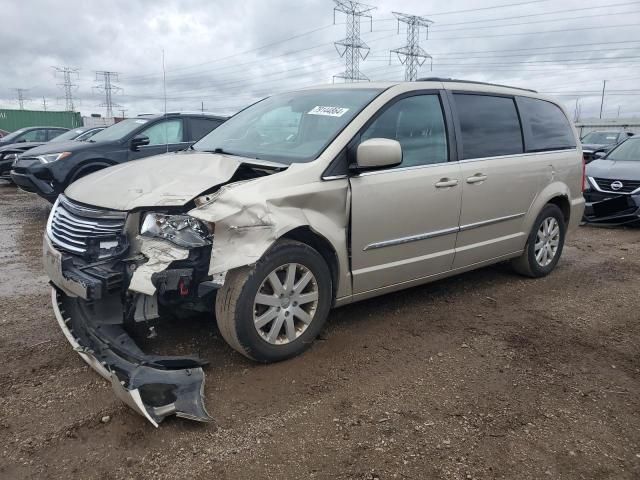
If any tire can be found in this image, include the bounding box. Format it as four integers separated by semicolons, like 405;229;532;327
511;204;566;278
215;239;332;362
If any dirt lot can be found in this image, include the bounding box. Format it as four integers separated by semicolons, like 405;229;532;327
1;183;639;480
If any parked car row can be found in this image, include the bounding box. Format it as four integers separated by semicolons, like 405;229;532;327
581;130;634;163
0;126;104;181
39;79;586;425
9;112;226;201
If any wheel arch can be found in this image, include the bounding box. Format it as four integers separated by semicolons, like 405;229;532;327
546;195;571;225
281;226;340;303
67;158;117;184
525;182;572;233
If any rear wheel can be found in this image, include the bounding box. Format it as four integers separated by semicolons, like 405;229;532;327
215;239;332;362
512;204;566;278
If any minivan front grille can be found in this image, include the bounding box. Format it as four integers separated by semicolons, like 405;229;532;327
47;195;127;258
592;177;640;194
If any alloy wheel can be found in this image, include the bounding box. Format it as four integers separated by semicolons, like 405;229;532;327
253;263;319;345
534;217;560;267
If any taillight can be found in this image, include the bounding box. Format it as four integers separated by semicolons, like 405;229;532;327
582;158;588;192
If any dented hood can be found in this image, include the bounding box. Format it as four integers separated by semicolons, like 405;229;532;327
64;151;275;211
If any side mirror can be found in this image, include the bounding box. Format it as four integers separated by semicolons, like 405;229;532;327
593;150;606;159
355;138;402;170
131;134;150;151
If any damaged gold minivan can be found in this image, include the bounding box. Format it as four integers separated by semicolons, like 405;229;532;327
44;79;585;425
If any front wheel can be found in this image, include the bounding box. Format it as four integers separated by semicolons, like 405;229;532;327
215;239;332;362
511;204;566;278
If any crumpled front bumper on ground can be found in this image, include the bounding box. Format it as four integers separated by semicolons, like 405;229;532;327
51;288;213;427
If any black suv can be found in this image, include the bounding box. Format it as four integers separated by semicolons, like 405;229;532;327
0;126;104;181
11;113;226;202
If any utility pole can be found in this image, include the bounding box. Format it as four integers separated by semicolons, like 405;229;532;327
53;66;79;111
201;101;204;112
333;0;376;83
119;109;127;118
599;80;606;119
42;96;48;111
94;71;122;118
617;106;621;118
390;12;433;81
13;88;29;110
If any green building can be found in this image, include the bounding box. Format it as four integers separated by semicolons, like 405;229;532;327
0;109;82;132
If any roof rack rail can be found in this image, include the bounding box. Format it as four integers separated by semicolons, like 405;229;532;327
416;77;537;94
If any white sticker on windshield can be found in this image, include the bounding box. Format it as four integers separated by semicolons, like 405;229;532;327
308;106;350;117
135;119;148;124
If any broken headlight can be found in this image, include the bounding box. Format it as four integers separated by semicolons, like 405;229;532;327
140;213;212;248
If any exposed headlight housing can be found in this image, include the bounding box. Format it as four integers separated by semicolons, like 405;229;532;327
140;213;212;248
37;152;72;164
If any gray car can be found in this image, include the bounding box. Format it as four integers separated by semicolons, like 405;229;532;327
42;79;585;425
584;136;640;225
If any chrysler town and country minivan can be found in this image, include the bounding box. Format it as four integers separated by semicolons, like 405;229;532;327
43;79;585;425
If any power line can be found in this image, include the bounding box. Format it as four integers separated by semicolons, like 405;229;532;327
53;66;79;111
94;71;122;118
421;0;549;17
390;12;433;81
333;0;376;82
430;8;640;33
427;1;640;28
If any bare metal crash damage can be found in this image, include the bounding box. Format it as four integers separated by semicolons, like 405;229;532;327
47;152;348;426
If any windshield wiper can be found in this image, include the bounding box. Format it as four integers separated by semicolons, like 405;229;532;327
199;147;239;156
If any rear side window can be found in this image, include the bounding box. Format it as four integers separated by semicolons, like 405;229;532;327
517;97;576;152
361;94;448;167
189;118;223;142
453;94;523;160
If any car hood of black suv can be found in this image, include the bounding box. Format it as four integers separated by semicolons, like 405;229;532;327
21;139;111;158
586;158;640;180
0;141;46;153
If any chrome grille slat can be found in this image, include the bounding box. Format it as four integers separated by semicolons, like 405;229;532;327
54;208;123;229
47;195;126;257
52;214;121;234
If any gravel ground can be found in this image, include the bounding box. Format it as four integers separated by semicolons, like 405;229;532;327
1;183;639;480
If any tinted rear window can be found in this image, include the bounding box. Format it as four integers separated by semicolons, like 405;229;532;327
190;118;223;142
453;94;523;160
517;97;576;152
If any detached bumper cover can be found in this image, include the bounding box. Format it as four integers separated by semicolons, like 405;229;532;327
51;288;213;426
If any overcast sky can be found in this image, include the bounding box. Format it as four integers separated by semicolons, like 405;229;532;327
1;0;639;120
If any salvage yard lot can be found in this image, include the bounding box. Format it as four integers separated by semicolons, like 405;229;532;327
1;183;639;480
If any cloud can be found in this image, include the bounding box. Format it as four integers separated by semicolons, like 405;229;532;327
0;0;639;119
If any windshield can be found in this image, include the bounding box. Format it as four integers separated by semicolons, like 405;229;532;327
1;129;26;142
581;131;620;144
606;138;640;161
89;118;149;142
49;128;88;143
193;88;383;163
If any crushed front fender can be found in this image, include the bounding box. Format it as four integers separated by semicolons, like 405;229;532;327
51;288;212;427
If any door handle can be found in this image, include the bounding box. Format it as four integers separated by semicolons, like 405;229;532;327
466;173;488;184
435;178;459;188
